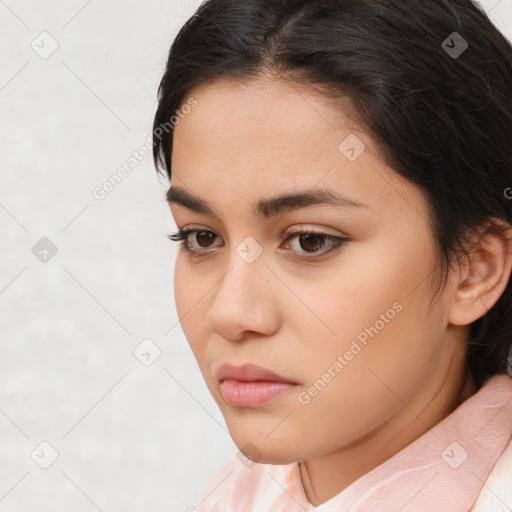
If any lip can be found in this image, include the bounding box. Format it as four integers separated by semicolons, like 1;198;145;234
216;362;296;383
216;362;298;408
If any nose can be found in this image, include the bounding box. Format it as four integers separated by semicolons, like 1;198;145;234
204;255;280;343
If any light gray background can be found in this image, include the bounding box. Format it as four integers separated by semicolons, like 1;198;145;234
1;1;511;511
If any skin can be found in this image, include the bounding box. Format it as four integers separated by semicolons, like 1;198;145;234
167;74;512;506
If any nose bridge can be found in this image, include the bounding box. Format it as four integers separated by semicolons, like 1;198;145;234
205;241;276;340
217;241;268;306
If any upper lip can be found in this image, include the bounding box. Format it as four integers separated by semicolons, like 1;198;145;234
216;362;297;383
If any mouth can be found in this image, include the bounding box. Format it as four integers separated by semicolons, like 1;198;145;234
216;362;298;408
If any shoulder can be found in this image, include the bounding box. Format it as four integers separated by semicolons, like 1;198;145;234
197;450;299;512
472;436;512;512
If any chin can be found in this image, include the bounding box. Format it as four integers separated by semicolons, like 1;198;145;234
229;427;304;466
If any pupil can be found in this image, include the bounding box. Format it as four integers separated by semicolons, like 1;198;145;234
197;231;214;247
301;233;323;252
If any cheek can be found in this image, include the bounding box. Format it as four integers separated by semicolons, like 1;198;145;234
328;233;435;349
292;239;441;406
287;304;436;459
173;255;189;327
290;244;417;362
173;255;207;355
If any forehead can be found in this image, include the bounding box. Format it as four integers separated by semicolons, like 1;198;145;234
169;76;428;224
173;75;367;152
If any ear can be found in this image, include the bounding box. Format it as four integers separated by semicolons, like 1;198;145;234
448;218;512;326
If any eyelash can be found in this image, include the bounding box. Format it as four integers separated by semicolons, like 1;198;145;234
167;228;349;260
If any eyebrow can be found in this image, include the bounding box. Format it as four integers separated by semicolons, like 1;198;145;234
166;186;369;218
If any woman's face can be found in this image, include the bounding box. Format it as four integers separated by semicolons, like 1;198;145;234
168;76;467;465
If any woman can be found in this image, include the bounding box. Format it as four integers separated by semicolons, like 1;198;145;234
152;0;512;510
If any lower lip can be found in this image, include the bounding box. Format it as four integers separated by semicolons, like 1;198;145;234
220;379;296;407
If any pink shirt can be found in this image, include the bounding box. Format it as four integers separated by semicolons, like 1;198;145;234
197;373;512;511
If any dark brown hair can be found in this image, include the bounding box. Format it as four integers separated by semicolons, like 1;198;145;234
153;0;512;389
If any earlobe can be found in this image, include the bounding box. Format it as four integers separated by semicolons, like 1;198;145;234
448;219;512;327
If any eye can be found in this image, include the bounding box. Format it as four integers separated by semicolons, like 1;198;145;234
168;229;221;251
284;230;348;257
168;227;349;260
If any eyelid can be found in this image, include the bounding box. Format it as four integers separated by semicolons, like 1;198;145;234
284;224;347;238
175;224;347;242
178;223;347;238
